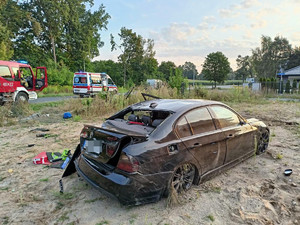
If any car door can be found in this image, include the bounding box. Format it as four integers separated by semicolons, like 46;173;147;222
175;107;226;175
209;105;256;164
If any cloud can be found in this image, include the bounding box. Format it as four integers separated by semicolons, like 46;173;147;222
240;0;259;9
150;22;255;70
250;20;267;29
222;24;244;31
203;16;215;23
219;8;240;18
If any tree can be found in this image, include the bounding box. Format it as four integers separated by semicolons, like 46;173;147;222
235;55;254;82
158;61;177;81
111;27;156;86
4;0;110;70
91;60;123;86
286;47;300;70
169;68;186;92
251;35;292;78
179;61;198;80
201;52;231;88
0;0;16;60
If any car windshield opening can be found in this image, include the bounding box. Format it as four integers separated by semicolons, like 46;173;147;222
104;110;170;135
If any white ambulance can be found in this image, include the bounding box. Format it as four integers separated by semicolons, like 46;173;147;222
73;72;118;97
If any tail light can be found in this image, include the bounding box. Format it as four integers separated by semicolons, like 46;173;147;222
117;153;139;173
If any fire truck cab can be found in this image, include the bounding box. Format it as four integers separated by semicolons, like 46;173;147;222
0;60;47;104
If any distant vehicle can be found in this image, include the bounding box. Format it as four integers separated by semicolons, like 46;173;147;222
62;98;269;205
73;72;117;98
146;79;162;89
246;78;255;83
0;60;47;104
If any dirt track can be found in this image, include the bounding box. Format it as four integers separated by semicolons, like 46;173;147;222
0;101;299;225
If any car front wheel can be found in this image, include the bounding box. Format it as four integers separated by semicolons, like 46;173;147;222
15;92;28;103
256;129;269;155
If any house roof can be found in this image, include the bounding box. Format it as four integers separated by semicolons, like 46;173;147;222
284;65;300;75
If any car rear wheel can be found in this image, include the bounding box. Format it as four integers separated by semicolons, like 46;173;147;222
256;130;269;155
171;163;195;194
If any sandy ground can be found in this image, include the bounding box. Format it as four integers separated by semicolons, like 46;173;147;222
0;101;299;225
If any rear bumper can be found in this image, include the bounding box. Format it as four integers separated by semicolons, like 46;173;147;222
75;155;172;205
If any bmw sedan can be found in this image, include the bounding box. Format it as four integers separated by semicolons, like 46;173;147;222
62;99;269;205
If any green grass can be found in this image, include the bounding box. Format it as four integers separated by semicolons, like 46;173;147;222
39;178;49;182
207;214;215;222
84;197;105;203
188;79;243;86
30;101;65;111
38;92;74;98
53;191;75;200
58;212;69;222
40;85;73;94
73;115;81;122
96;220;110;225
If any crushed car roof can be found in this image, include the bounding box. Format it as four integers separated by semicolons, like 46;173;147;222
131;99;222;112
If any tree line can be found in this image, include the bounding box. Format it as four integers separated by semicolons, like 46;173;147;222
236;36;300;82
1;1;299;88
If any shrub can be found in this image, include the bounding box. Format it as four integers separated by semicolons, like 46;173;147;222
285;81;291;93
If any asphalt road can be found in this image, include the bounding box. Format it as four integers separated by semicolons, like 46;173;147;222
29;95;76;104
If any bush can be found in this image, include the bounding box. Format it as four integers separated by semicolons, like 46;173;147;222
47;67;73;86
41;85;73;94
285;81;291;93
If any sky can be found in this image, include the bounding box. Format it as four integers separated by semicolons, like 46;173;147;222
93;0;300;71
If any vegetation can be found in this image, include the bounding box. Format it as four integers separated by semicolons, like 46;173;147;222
1;2;299;92
202;52;231;88
236;36;300;80
0;85;271;127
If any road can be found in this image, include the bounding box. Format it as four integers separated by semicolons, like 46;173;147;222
29;95;76;104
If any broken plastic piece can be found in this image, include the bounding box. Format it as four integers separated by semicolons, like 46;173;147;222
284;169;293;176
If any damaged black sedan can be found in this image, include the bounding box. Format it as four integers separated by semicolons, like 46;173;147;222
62;99;269;205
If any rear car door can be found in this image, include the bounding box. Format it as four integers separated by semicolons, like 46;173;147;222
209;105;256;164
175;107;226;175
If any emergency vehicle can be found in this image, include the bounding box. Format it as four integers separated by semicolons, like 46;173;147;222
0;60;47;104
73;72;117;97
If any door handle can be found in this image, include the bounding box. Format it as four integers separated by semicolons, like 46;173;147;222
193;142;202;147
226;134;234;139
212;151;218;154
188;143;202;150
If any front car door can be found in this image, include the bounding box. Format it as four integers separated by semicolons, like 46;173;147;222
175;107;226;175
209;105;256;164
35;67;47;91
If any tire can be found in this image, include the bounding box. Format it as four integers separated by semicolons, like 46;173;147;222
256;129;269;155
169;163;196;195
15;92;28;103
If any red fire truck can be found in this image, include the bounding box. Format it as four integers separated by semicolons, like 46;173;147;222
0;60;47;104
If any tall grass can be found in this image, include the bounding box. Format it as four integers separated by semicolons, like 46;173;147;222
0;85;265;127
62;85;179;120
39;85;73;96
0;102;33;126
61;85;263;120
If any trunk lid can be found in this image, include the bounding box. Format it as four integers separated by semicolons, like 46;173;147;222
81;125;146;165
81;126;128;164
